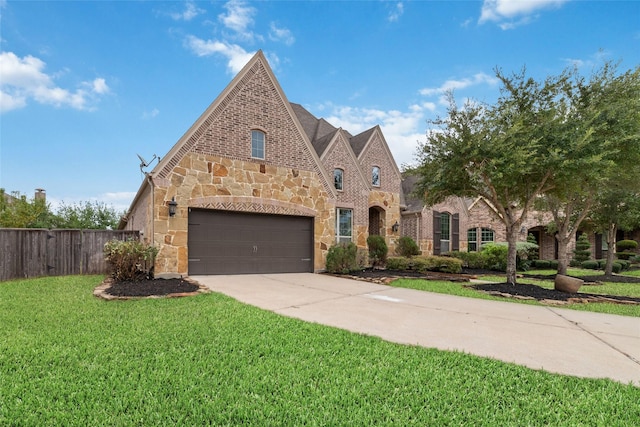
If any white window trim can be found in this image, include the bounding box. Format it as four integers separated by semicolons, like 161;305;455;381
251;130;265;160
336;208;353;243
334;168;344;191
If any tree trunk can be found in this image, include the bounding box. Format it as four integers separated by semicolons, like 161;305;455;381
604;223;617;276
556;235;571;276
505;224;518;285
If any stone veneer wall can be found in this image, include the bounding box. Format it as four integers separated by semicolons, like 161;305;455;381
151;153;335;276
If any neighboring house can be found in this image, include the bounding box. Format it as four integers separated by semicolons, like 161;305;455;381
401;174;578;260
400;174;640;261
120;51;402;277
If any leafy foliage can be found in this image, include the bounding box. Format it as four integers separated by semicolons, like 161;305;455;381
55;201;122;229
325;242;359;274
616;240;638;252
414;63;640;283
386;255;462;274
572;233;592;265
0;189;123;229
103;238;158;281
0;189;56;228
366;235;388;267
394;236;420;258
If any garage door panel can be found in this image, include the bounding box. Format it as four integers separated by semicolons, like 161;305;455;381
188;209;313;275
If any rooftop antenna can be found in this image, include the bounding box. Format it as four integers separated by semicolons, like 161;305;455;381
137;153;158;175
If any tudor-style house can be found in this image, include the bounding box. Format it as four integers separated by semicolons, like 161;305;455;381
120;51;402;277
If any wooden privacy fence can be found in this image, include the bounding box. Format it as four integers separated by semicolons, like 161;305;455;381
0;229;139;282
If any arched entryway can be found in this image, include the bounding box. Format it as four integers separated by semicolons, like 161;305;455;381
368;206;385;236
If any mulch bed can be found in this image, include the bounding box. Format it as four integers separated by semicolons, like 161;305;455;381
338;268;640;306
94;277;208;300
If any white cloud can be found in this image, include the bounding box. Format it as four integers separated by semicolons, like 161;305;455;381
316;102;432;167
419;72;498;97
219;0;256;34
269;22;295;46
479;0;568;28
388;2;404;22
562;50;611;70
170;1;205;21
0;51;109;113
142;108;160;120
184;36;255;73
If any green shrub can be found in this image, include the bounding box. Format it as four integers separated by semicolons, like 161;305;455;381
631;255;640;263
325;242;359;274
597;259;607;269
386;256;462;274
548;260;558;269
616;259;631;271
573;233;591;264
479;241;539;272
386;257;410;271
449;251;487;269
104;238;158;282
612;262;622;274
581;260;599;270
533;260;551;269
395;236;421;258
616;239;638;252
481;243;508;271
526;233;539;261
367;235;388;267
616;252;635;260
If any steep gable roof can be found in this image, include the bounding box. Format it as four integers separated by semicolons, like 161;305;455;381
350;127;376;157
146;50;334;196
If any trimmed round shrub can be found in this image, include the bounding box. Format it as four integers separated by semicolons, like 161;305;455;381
573;233;591;264
367;235;388;267
395;236;421;258
616;252;635;260
617;259;631;271
616;239;638;252
612;262;622;274
581;260;599;270
597;259;607;269
548;260;559;269
326;242;358;274
533;259;551;269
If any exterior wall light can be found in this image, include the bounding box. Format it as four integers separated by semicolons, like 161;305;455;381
168;197;178;217
391;221;399;233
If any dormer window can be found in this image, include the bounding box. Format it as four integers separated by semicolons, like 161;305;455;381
251;130;265;159
372;166;381;187
334;169;344;191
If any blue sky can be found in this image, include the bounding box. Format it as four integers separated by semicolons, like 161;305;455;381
1;0;639;213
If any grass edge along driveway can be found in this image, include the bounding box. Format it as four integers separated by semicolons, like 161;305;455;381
1;275;639;426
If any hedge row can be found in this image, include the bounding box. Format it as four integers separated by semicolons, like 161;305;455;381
386;256;462;274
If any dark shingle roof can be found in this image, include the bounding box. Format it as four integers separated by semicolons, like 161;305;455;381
350;127;376;157
401;174;425;213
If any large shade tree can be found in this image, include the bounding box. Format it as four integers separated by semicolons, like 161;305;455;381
540;64;640;275
414;64;639;284
414;69;568;284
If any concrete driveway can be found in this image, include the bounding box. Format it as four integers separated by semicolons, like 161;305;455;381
190;273;640;386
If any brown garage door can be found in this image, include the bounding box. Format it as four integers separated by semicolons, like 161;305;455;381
188;209;314;275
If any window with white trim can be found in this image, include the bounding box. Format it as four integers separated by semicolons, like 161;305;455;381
467;228;477;252
481;228;494;246
336;208;352;243
334;169;344;191
251;130;265;159
440;212;451;253
372;166;381;187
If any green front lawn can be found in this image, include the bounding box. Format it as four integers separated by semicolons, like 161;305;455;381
1;275;639;425
391;267;640;317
